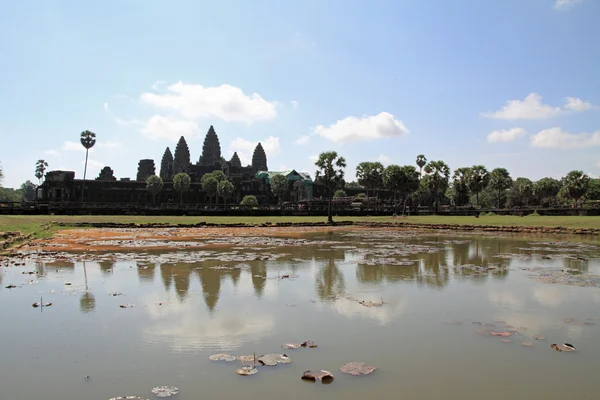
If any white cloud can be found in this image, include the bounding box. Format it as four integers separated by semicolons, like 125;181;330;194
97;141;122;149
483;93;562;120
103;102;109;112
314;112;409;143
140;81;277;123
151;80;167;91
44;149;61;157
377;154;391;164
554;0;584;10
62;141;86;152
291;100;299;109
228;136;280;166
530;127;600;148
487;127;527;143
293;135;310;145
113;117;140;127
140;115;200;141
483;93;594;120
564;96;593;112
85;159;105;169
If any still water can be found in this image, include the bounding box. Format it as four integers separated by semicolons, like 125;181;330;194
1;230;600;400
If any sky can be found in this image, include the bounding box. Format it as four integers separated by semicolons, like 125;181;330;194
1;0;599;188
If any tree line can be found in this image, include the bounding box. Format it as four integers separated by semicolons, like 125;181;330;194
346;155;598;210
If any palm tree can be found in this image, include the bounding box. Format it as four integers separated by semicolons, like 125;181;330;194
423;160;450;214
489;168;513;209
80;130;97;202
315;151;346;223
35;159;48;185
416;155;427;177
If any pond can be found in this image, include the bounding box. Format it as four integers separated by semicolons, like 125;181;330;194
1;229;599;400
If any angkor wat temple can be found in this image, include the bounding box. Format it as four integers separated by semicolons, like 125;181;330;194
38;126;316;207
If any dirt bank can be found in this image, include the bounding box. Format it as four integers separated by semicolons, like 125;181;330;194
18;220;598;252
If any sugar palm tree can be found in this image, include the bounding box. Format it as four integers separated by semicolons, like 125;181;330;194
416;155;427;178
80;130;97;201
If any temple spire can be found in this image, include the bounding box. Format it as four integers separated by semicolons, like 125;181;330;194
173;136;191;174
229;152;242;168
199;125;222;166
160;147;174;180
252;142;268;171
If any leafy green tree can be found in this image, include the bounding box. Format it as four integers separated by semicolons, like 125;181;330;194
451;167;471;206
240;195;258;206
200;174;218;204
465;165;489;206
20;180;37;201
146;175;164;205
173;172;191;204
356;161;384;197
383;165;420;213
210;170;226;183
509;177;534;207
315;151;347;223
217;180;235;206
533;177;561;206
35;160;48;185
80;130;96;201
0;187;23;202
416;154;427;177
344;181;363;189
587;179;600;201
489;168;512;208
270;174;289;204
334;189;346;198
356;193;367;199
560;170;590;204
423;160;450;214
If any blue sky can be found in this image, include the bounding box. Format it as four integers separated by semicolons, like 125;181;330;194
1;0;599;188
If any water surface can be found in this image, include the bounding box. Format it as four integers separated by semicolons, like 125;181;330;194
1;230;599;399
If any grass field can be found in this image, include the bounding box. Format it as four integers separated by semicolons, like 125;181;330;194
1;214;599;240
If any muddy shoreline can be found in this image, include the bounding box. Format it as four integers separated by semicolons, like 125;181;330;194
52;220;599;235
6;220;594;253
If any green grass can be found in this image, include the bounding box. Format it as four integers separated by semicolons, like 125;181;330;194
1;214;599;241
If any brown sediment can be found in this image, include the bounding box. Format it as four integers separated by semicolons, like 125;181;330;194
15;219;600;252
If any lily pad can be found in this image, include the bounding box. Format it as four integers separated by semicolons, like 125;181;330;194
522;341;533;347
257;354;291;366
5;284;17;289
551;343;576;352
533;335;545;340
302;370;334;382
282;343;301;349
238;355;257;364
32;302;52;308
119;304;134;308
490;331;511;337
236;366;258;376
302;340;317;348
339;362;377;376
208;353;237;362
499;339;511;343
151;386;179;398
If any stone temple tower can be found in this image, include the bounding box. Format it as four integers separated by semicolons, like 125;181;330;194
159;147;174;180
136;159;156;182
199;125;222;166
251;142;268;171
173;136;191;174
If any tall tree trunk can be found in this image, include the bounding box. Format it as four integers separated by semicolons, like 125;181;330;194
327;188;333;223
180;191;183;204
81;148;89;202
476;192;479;207
498;189;501;209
